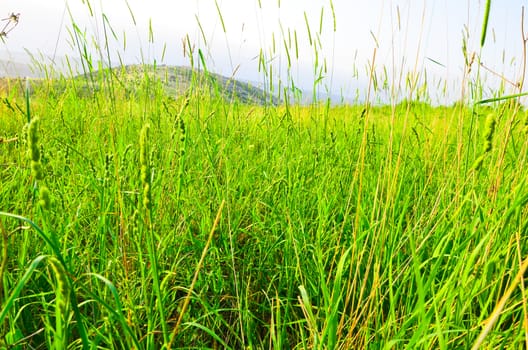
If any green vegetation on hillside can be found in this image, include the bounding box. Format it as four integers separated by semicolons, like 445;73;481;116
75;64;279;105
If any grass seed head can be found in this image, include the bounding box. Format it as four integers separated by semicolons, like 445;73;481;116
178;118;186;156
143;183;151;210
140;124;150;184
471;154;485;172
47;257;70;319
38;185;51;210
26;117;46;180
139;124;151;211
31;161;44;180
26;117;40;163
482;113;496;153
175;98;188;155
130;209;139;236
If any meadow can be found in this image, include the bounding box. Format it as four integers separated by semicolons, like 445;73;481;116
1;1;528;349
0;64;526;349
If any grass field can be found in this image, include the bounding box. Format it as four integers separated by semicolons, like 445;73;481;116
1;66;527;349
1;1;528;349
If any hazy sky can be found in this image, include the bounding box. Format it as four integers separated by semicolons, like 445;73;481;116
0;0;526;103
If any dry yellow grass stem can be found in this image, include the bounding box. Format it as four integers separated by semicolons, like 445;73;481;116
472;254;528;350
167;199;226;349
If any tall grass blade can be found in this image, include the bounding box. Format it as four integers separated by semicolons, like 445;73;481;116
480;0;492;47
476;91;528;104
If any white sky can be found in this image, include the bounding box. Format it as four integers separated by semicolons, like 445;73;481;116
0;0;526;104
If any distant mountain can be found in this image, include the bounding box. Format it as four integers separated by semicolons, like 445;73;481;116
113;64;280;105
0;53;279;105
77;65;280;105
0;50;83;78
0;59;38;78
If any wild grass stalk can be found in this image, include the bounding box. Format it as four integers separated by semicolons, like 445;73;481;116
167;199;225;348
139;123;169;346
46;257;70;349
174;97;190;207
0;220;8;301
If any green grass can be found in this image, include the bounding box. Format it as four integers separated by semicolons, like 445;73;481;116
1;73;527;348
1;1;528;348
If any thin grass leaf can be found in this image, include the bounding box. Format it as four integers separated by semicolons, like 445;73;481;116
124;0;136;25
329;0;336;32
298;285;320;347
148;18;154;43
323;247;351;350
214;0;226;33
476;91;528;104
0;255;47;323
319;7;324;34
25;78;30;123
304;12;313;46
480;0;492;47
198;48;208;73
426;57;446;68
195;15;208;47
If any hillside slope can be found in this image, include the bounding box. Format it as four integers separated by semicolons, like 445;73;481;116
79;64;279;105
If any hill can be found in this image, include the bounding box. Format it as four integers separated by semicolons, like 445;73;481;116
0;54;279;105
78;64;280;105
